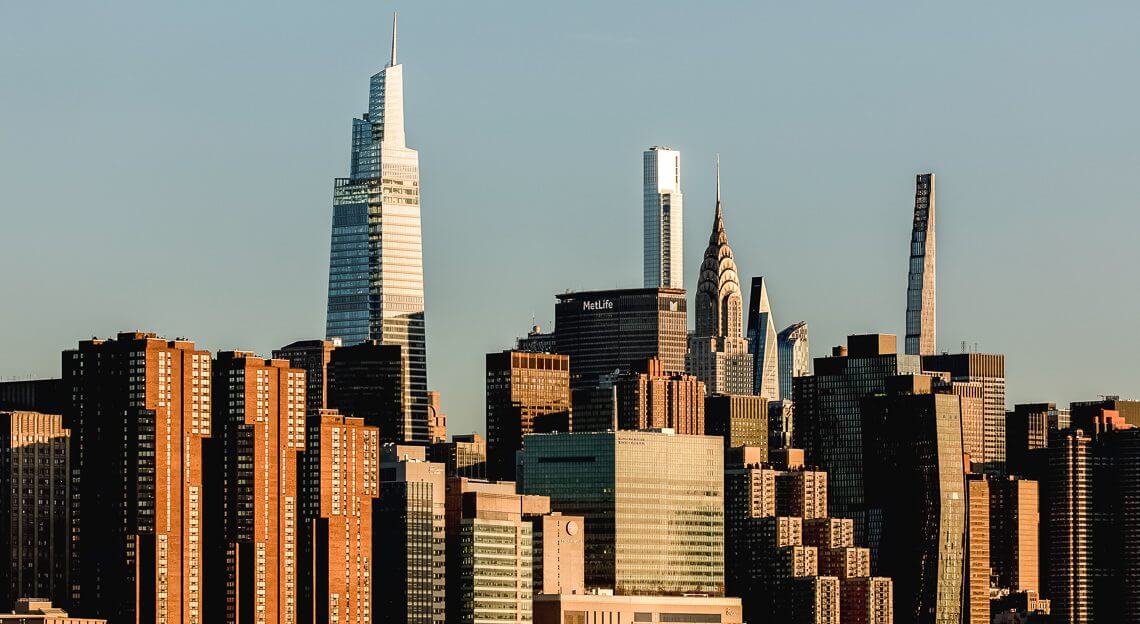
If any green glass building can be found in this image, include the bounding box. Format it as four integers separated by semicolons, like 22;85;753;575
520;430;724;596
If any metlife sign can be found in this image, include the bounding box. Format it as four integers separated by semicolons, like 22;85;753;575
582;299;614;311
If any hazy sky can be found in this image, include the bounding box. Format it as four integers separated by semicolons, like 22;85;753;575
3;2;1138;434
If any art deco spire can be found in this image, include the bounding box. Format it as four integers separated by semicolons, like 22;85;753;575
695;156;743;340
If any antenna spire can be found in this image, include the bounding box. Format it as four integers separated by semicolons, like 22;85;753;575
715;154;722;216
390;12;398;67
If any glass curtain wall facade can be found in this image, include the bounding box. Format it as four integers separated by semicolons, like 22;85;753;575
521;431;724;596
643;147;683;289
326;15;429;442
777;321;810;402
746;277;780;400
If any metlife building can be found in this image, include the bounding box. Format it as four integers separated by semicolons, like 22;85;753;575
554;287;687;389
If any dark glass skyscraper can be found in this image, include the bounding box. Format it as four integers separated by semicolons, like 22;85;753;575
792;334;921;538
325;15;429;441
862;375;966;624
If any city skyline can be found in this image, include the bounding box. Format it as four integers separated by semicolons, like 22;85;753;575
3;3;1140;434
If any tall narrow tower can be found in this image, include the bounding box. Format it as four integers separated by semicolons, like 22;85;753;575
643;147;684;289
905;173;936;356
325;14;429;442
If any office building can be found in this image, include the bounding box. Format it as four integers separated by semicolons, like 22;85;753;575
62;332;212;624
1071;396;1140;428
273;339;341;414
777;321;810;403
789;576;841;624
989;476;1039;594
532;513;585;596
0;380;63;414
944;380;984;468
522;430;724;596
377;455;446;624
1043;429;1093;624
861;375;965;624
554;287;687;388
516;325;556;354
486;351;571;481
964;475;990;624
746;277;780;399
1;412;69;610
904;172;936;356
643;146;684;290
569;383;617;434
704;394;766;450
615;359;705;435
0;599;104;624
302;411;379;624
840;576;893;624
446;482;549;624
1098;427;1140;621
1007;403;1052;477
327;341;408;443
922;353;1006;473
325;15;430;442
429;434;487;479
768;399;794;451
533;594;742;624
793;334;921;536
206;352;306;624
688;160;753;396
427;391;446;443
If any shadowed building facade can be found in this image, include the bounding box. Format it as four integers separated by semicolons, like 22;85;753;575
0;411;70;611
793;334;921;539
861;375;965;624
63;332;212;624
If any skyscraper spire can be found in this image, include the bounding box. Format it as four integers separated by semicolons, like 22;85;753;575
390;12;398;67
715;153;722;215
689;155;753;395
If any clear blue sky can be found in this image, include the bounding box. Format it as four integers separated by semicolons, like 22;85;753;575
2;2;1138;434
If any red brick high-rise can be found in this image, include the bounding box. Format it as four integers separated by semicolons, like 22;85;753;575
207;352;306;624
303;410;379;624
63;332;213;624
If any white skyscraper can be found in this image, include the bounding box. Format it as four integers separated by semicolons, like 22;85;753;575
643;147;684;289
325;14;430;442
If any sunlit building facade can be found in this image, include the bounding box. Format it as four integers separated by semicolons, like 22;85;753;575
643;147;683;289
521;430;724;596
688;160;752;396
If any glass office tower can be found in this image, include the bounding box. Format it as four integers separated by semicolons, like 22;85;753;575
325;14;429;442
521;430;724;596
643;147;684;289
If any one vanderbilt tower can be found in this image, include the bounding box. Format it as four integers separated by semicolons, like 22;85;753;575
643;146;684;288
325;14;430;442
